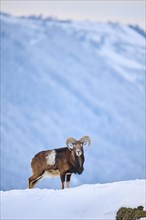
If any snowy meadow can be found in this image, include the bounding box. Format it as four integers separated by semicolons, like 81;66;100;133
1;180;146;219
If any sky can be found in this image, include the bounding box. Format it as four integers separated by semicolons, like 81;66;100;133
1;1;145;30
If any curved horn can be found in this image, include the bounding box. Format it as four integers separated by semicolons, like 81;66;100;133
66;137;77;150
79;136;91;146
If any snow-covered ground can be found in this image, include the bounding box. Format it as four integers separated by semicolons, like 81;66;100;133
1;13;145;191
1;179;145;219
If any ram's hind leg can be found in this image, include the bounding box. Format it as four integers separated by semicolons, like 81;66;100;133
28;173;43;189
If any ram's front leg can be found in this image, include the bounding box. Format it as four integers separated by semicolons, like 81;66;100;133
60;173;66;189
66;173;71;188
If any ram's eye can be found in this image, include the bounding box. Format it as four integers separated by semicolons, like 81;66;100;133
68;142;74;149
83;140;88;145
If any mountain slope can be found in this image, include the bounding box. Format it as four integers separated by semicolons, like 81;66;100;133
1;13;145;190
1;180;146;220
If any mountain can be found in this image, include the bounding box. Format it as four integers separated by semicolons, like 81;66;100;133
1;180;146;219
1;13;145;190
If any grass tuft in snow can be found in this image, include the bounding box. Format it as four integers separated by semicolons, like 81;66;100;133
116;206;146;220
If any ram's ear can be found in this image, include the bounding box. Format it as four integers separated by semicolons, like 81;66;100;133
79;136;91;146
66;137;77;150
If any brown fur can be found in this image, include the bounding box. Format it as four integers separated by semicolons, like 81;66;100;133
28;136;91;189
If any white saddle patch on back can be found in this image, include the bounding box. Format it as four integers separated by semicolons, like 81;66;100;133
46;150;56;165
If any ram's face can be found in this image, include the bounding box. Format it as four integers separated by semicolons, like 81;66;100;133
68;141;84;157
70;141;85;174
66;136;91;174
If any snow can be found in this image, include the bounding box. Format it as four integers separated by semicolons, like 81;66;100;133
1;13;145;191
1;179;145;219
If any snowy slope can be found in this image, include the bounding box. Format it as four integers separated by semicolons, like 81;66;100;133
1;13;145;190
1;180;146;220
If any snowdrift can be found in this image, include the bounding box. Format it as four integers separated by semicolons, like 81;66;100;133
1;179;146;219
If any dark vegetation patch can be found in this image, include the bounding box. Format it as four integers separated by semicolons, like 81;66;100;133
116;206;146;220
